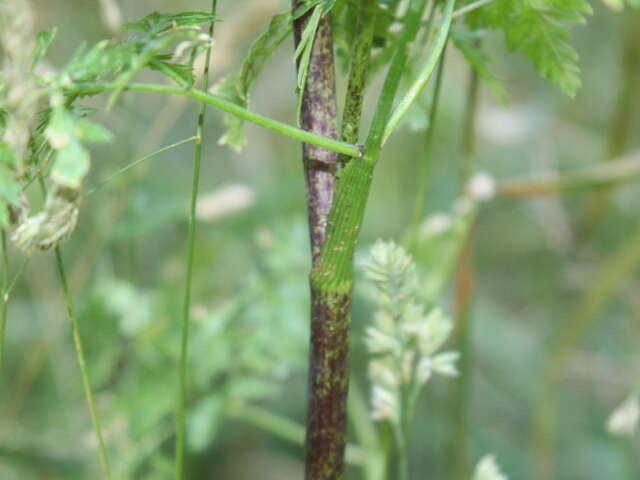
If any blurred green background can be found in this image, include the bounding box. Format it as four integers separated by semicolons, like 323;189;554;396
1;0;639;478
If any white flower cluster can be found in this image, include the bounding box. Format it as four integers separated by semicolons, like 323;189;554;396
363;240;459;423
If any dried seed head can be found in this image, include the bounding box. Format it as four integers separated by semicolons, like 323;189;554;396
11;185;80;251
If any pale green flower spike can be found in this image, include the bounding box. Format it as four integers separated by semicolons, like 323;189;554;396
472;455;508;480
363;240;458;424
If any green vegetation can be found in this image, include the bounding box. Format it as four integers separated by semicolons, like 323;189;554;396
1;0;639;479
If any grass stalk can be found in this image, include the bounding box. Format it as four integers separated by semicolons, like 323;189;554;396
174;3;217;479
0;231;9;369
54;248;112;480
381;0;456;146
409;41;448;245
86;136;198;196
448;66;479;480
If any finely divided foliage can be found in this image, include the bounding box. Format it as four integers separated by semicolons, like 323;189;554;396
465;0;592;96
0;0;610;478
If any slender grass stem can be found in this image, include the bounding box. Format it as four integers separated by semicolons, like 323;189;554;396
381;0;456;146
54;248;112;480
175;3;217;479
365;0;430;158
62;82;361;158
348;380;386;480
409;42;448;245
448;66;479;480
1;231;9;369
86;136;198;196
37;174;112;477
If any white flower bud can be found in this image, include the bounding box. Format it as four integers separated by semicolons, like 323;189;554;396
607;394;639;437
472;455;508;480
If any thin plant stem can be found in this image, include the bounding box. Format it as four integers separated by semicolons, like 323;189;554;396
0;231;9;369
495;150;640;197
86;136;198;196
366;0;431;157
348;380;386;480
409;42;448;246
381;0;456;146
448;66;479;480
393;422;409;480
62;82;361;158
54;248;112;480
175;3;217;479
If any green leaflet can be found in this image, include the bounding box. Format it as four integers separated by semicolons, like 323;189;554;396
65;40;137;83
46;104;113;190
293;0;339;120
218;8;296;152
148;57;194;87
238;11;293;104
467;0;592;96
212;74;247;153
61;12;214;102
32;27;57;70
123;11;217;36
294;4;323;94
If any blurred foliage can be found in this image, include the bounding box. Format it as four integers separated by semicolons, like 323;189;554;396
1;0;640;479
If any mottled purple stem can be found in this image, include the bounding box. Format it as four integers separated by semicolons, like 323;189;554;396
293;5;339;262
292;4;347;479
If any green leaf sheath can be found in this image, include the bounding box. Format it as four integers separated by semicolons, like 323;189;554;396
63;83;359;158
293;2;339;261
312;0;430;294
